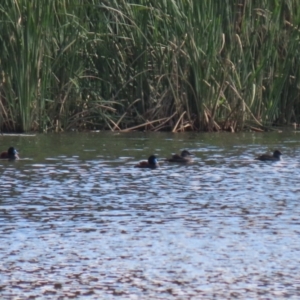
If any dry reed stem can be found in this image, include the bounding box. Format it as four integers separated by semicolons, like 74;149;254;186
113;98;141;130
172;111;186;132
120;117;169;132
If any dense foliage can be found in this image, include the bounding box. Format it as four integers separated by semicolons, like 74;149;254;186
1;0;300;132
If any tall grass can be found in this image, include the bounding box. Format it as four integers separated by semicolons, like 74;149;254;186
0;0;300;132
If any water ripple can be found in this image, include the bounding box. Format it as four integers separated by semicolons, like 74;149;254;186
0;135;300;298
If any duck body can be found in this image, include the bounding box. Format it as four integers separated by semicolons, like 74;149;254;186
255;150;282;161
166;150;192;163
0;147;19;160
134;155;159;169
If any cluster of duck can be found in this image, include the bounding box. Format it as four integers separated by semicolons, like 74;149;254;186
0;147;282;167
134;149;282;169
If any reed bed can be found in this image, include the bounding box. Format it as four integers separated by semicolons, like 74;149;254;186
0;0;300;132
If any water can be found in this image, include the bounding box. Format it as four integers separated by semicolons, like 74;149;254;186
1;131;300;299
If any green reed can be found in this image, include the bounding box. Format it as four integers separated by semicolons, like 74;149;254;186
0;0;300;132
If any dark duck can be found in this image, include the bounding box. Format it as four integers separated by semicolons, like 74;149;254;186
0;147;19;160
134;155;159;169
255;150;282;161
166;150;193;163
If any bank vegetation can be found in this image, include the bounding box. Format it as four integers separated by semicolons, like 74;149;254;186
1;0;300;132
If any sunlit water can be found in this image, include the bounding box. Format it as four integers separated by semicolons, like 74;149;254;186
1;131;300;299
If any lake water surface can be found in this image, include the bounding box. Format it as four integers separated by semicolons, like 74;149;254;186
1;131;300;299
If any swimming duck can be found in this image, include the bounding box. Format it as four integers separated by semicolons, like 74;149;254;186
166;150;192;163
0;147;19;160
134;155;159;169
255;150;282;161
